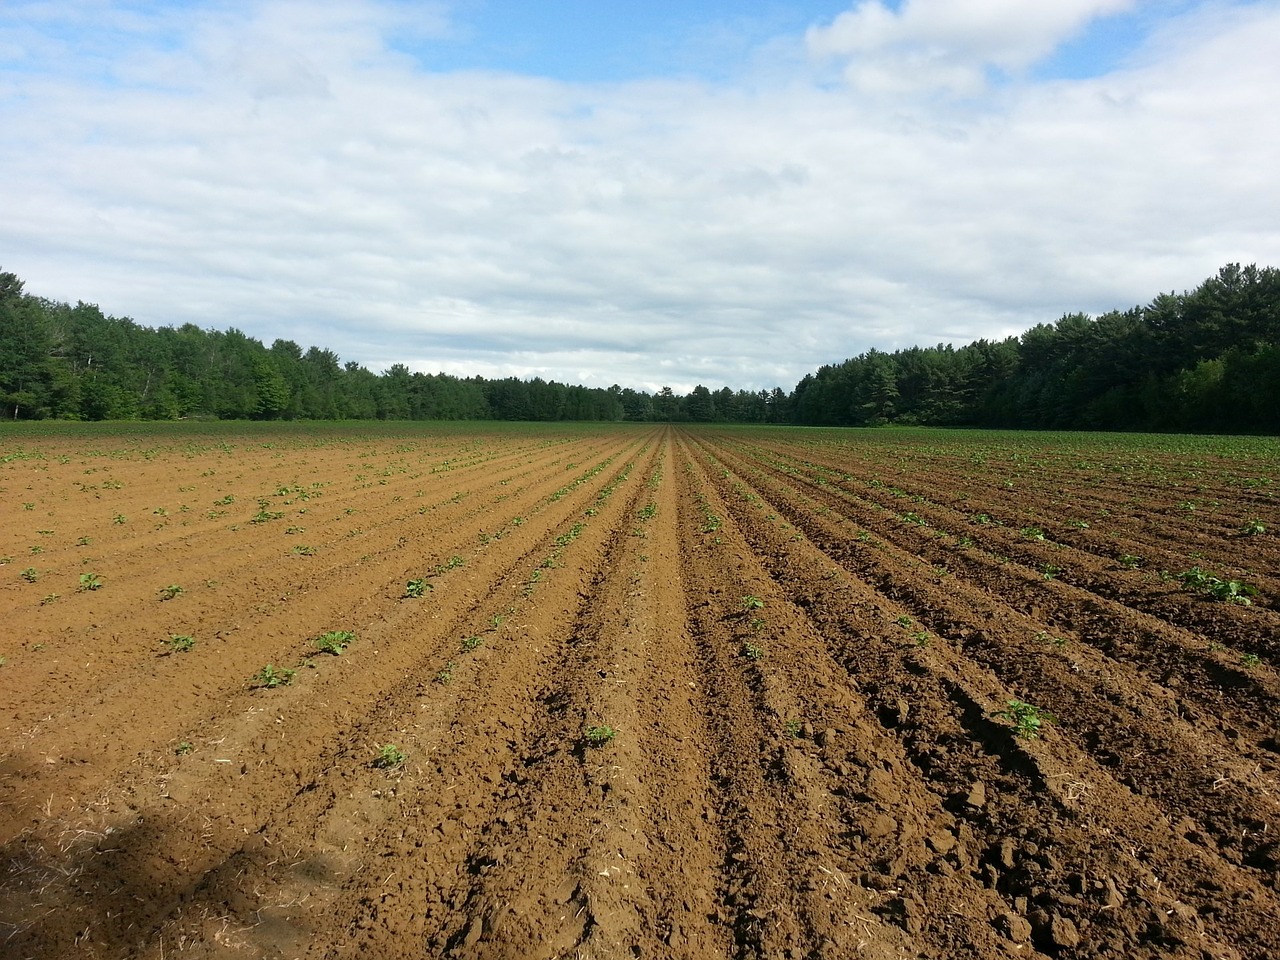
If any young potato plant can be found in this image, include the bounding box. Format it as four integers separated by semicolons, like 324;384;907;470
583;724;616;748
373;744;407;769
315;630;356;655
252;664;296;688
994;699;1054;739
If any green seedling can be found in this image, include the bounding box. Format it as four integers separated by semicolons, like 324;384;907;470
78;573;103;591
165;634;196;653
373;744;406;769
404;578;431;598
112;514;127;524
175;741;193;755
41;594;60;605
895;615;912;628
435;661;456;685
461;635;483;652
994;699;1054;739
292;545;316;556
252;664;296;688
1118;554;1142;569
1179;567;1259;605
1240;653;1262;669
159;584;184;600
1241;519;1266;536
741;641;765;661
583;724;616;747
741;595;765;611
1021;526;1046;541
20;567;39;583
785;719;804;739
315;630;356;655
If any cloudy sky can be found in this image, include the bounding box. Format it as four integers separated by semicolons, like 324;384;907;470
2;1;1279;393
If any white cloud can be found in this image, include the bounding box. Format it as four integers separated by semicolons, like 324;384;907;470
807;0;1137;94
2;1;1279;394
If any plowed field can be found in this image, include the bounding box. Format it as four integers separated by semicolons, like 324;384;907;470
2;423;1278;960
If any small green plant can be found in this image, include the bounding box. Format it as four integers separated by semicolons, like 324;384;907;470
315;630;356;655
40;593;60;605
994;699;1054;739
373;744;406;769
1240;653;1262;669
895;614;912;628
435;661;456;685
784;719;804;739
78;572;103;591
910;630;931;647
159;584;184;601
76;536;92;546
292;544;316;556
741;641;765;661
1067;519;1090;530
1041;564;1061;581
637;502;657;520
1241;519;1266;536
175;741;193;755
20;567;39;583
583;724;616;747
112;514;127;524
741;595;765;611
1020;526;1046;541
1179;567;1258;605
252;664;296;688
165;634;197;653
28;545;42;555
461;635;483;652
404;578;431;598
1118;553;1142;569
748;616;765;633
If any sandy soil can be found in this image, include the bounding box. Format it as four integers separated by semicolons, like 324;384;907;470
1;423;1277;959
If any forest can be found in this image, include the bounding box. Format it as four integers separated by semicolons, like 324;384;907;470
2;263;1277;432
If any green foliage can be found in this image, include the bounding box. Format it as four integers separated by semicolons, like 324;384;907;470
435;661;455;685
1240;519;1266;536
994;699;1055;739
252;664;296;688
20;567;39;583
1179;567;1259;605
741;641;765;661
175;741;193;755
78;572;103;591
461;635;483;652
315;630;356;655
373;744;406;769
583;724;616;747
158;584;184;600
741;594;765;611
403;578;431;598
164;634;196;653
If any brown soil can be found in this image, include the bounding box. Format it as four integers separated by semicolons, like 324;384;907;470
1;423;1277;959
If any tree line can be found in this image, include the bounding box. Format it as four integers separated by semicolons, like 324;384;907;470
790;263;1279;434
3;263;1277;432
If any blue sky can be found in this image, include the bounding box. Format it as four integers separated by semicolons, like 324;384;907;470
3;1;1279;393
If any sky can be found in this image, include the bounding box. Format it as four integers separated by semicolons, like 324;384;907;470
2;0;1279;394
